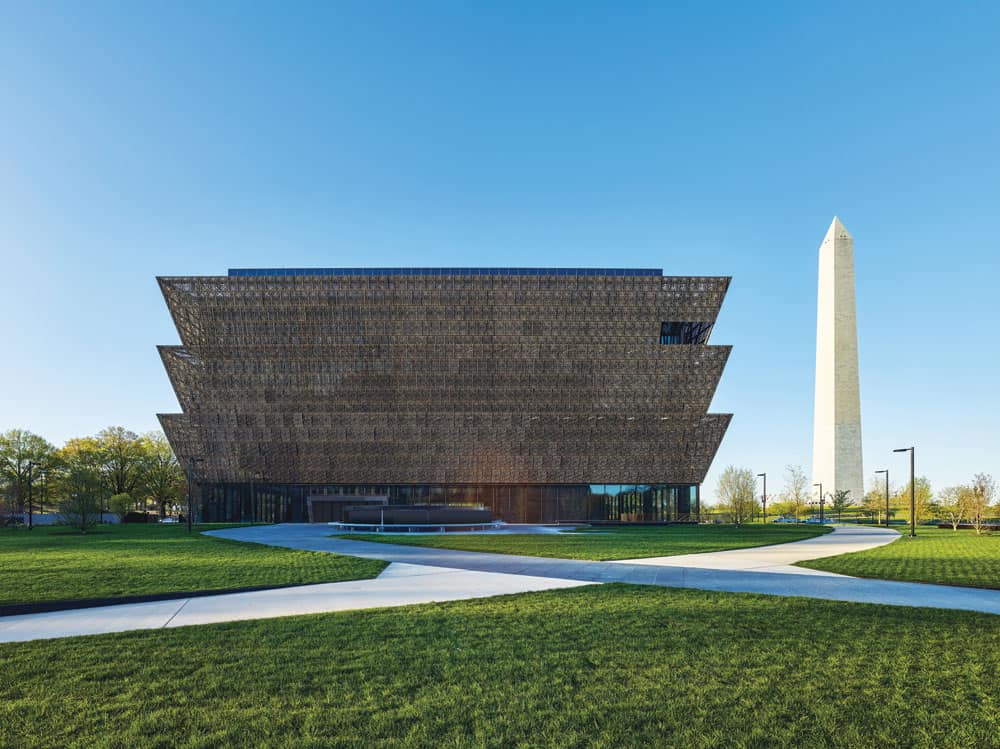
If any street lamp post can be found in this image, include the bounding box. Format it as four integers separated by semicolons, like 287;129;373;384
27;461;41;531
38;469;47;515
875;469;889;527
893;447;916;538
813;482;824;523
249;471;263;524
186;457;204;533
757;473;767;523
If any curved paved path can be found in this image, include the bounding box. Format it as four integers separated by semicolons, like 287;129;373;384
5;524;1000;642
209;523;1000;616
0;563;588;643
612;524;899;574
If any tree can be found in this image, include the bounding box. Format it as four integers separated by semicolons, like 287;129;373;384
716;466;758;525
110;493;133;521
56;437;108;516
0;474;9;517
781;465;810;522
767;499;795;518
829;489;853;520
892;476;935;524
57;460;104;533
864;473;899;525
863;490;883;525
938;485;972;531
140;432;185;518
95;427;147;498
0;429;56;516
968;473;996;536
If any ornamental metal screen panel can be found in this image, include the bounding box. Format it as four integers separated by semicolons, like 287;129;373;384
157;269;731;515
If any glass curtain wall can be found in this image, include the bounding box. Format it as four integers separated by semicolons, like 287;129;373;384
197;483;700;524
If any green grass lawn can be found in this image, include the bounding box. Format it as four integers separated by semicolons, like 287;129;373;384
798;526;1000;589
0;524;387;606
339;523;831;561
2;584;998;748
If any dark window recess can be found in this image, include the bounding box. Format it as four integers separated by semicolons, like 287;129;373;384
660;321;713;345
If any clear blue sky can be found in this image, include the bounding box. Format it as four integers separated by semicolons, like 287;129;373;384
2;1;997;499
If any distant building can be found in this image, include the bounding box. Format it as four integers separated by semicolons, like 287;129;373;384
812;218;864;504
158;267;731;523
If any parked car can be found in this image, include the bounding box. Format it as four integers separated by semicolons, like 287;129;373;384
159;517;179;524
771;516;798;523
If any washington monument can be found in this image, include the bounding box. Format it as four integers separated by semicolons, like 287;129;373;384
812;216;864;504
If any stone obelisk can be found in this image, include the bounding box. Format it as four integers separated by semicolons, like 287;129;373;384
812;217;864;504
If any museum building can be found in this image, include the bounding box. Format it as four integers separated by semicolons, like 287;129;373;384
157;267;731;523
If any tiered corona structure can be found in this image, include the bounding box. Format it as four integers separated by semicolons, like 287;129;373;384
812;218;864;504
158;267;731;523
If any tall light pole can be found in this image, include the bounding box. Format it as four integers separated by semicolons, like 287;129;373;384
757;473;767;523
38;469;47;515
249;470;263;524
813;482;824;522
894;447;916;538
186;457;204;533
875;469;889;527
27;461;40;531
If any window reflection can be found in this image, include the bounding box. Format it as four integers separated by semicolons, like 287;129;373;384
196;482;701;524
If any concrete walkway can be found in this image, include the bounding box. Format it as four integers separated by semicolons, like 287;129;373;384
612;524;899;575
0;563;590;643
206;523;1000;616
6;524;1000;643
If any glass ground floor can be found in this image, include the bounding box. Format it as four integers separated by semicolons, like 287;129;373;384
198;483;701;525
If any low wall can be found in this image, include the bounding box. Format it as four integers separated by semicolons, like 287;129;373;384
344;505;493;525
14;513;120;526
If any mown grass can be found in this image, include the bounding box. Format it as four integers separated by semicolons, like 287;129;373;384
0;524;386;606
2;584;999;748
339;523;831;561
799;526;1000;589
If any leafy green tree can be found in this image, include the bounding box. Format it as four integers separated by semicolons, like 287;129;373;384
768;499;796;519
56;443;106;532
863;489;883;524
56;437;108;515
829;489;853;520
109;492;133;520
0;429;56;516
892;476;934;524
96;427;147;497
864;474;894;525
58;459;104;532
716;466;758;525
140;432;185;518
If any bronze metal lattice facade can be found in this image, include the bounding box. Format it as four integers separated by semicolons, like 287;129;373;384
157;268;732;523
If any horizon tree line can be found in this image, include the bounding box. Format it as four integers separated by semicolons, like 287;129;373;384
713;465;997;531
0;427;186;529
